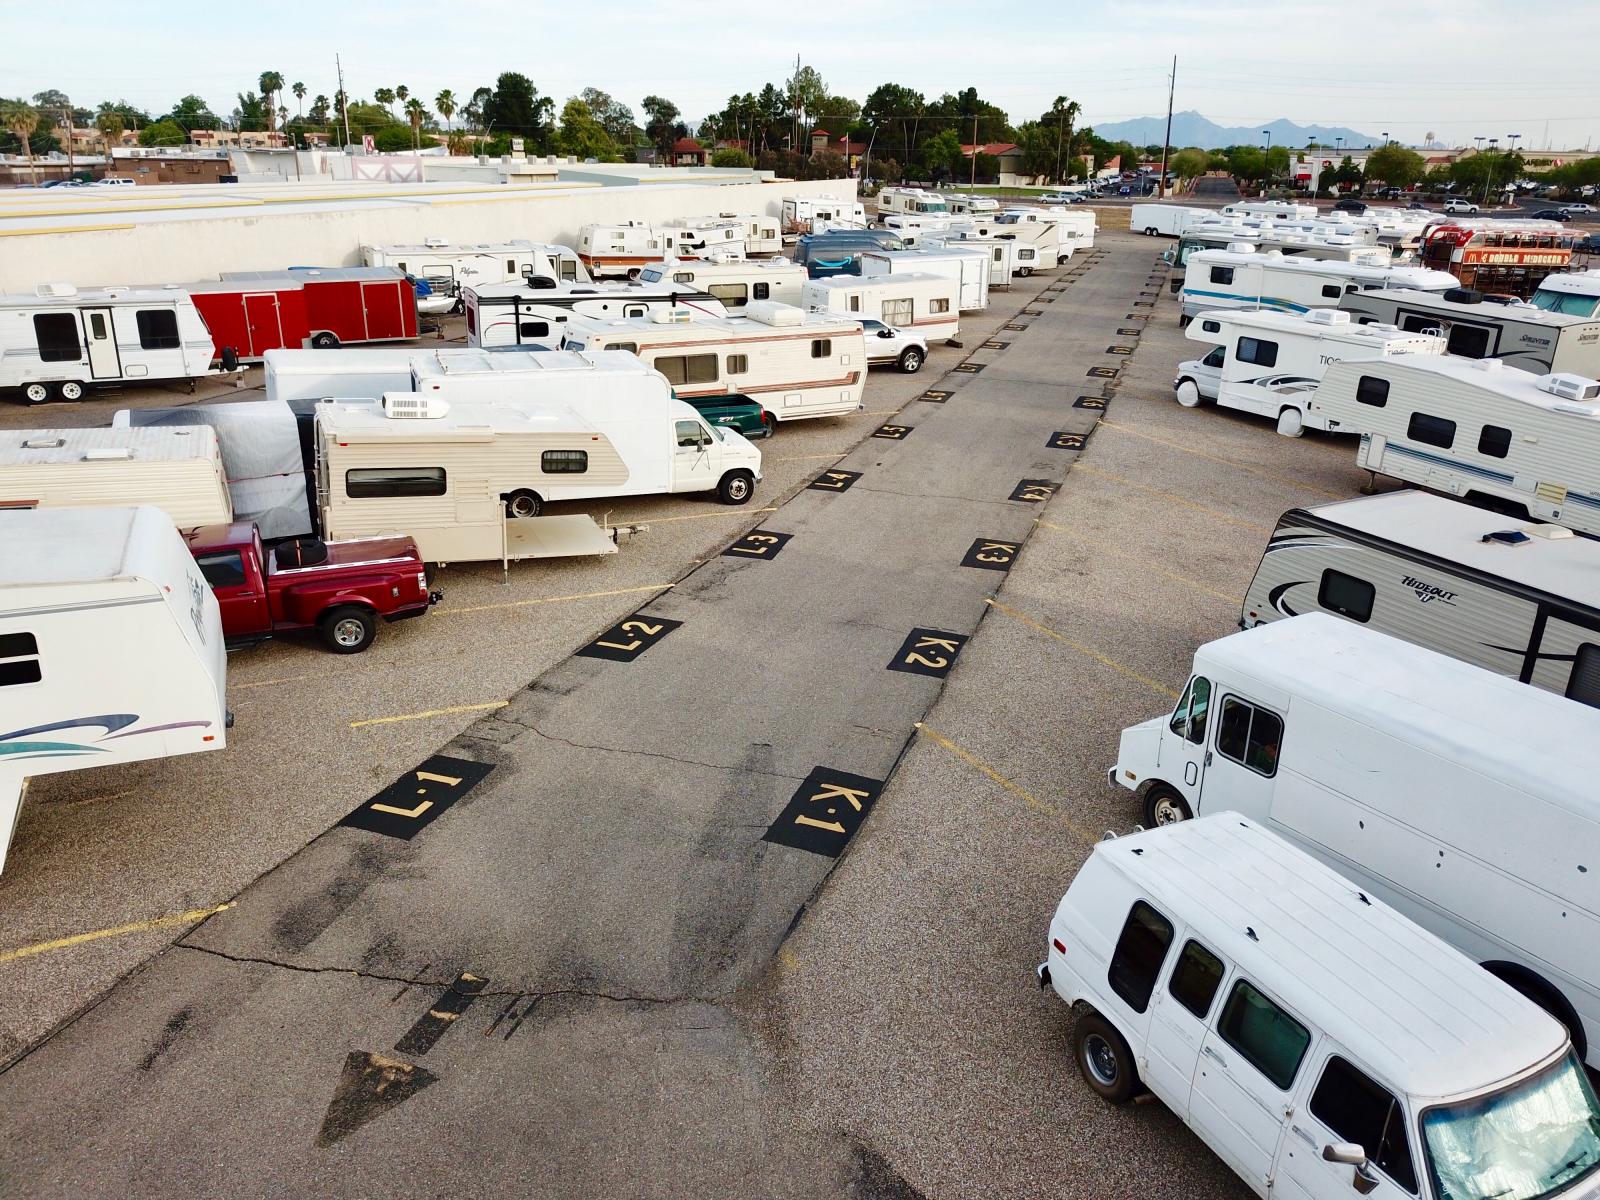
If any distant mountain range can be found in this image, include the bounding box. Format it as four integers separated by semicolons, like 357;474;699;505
1093;110;1383;151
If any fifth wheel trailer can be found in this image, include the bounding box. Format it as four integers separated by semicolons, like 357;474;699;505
1338;286;1600;376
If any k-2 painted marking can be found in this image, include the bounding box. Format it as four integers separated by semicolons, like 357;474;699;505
1010;479;1059;503
762;767;885;858
340;755;495;839
809;469;862;493
961;537;1020;571
887;628;968;679
723;529;793;560
1048;431;1087;450
873;423;913;440
576;614;682;662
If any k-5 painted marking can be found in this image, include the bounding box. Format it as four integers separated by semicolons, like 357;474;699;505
962;538;1020;571
1075;394;1107;409
575;614;682;662
887;629;968;679
919;388;951;403
809;469;862;493
723;529;793;560
340;756;495;839
762;767;885;858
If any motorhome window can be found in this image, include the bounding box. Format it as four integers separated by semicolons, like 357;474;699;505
1168;939;1226;1019
1321;285;1342;299
1202;346;1225;368
1445;324;1492;358
1478;424;1512;458
849;296;862;312
194;552;247;589
1216;697;1283;777
346;467;447;498
930;298;951;314
1201;320;1221;333
1566;644;1600;709
1217;980;1310;1090
0;631;41;687
675;420;708;448
753;283;770;301
1169;676;1212;744
727;354;748;375
613;342;638;355
1310;1057;1420;1193
1237;337;1279;367
90;312;108;338
674;273;695;284
708;283;748;307
1318;569;1375;622
541;450;588;474
1407;412;1456;449
518;321;550;339
1106;900;1174;1014
33;313;81;362
1209;266;1235;285
506;259;516;273
135;309;181;350
1356;376;1389;407
883;299;913;327
811;339;832;358
656;354;718;386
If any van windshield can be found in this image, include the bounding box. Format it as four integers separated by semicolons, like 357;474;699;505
1421;1052;1600;1200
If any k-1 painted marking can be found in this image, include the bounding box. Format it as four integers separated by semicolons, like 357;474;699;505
762;767;885;858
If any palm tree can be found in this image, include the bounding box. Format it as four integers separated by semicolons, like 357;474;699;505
396;85;410;109
259;70;284;133
95;108;124;152
2;101;40;185
291;82;306;121
404;97;427;151
374;87;395;119
1048;96;1081;185
434;89;457;131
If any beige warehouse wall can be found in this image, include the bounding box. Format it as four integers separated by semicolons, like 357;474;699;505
0;178;856;291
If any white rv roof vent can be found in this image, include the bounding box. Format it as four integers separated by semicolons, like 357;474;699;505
21;437;65;449
423;236;448;248
1225;242;1256;254
1527;523;1576;540
35;282;78;298
382;393;450;419
1355;253;1389;267
1305;309;1350;326
1537;373;1600;403
82;448;134;461
649;307;695;324
743;300;805;327
1472;358;1505;372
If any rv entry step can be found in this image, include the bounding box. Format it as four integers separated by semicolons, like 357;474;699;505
504;514;621;563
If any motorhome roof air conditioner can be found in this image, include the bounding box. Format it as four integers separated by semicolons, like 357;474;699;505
744;301;805;328
1537;373;1600;403
1306;309;1351;326
423;237;447;248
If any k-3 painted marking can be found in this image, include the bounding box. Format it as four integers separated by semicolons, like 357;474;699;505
961;537;1020;570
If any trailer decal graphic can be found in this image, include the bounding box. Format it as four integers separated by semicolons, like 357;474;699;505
0;714;213;763
1267;582;1305;618
762;766;884;858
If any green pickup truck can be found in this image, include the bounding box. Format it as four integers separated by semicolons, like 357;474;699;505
681;393;775;438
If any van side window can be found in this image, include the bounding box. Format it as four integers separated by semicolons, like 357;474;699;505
1216;697;1283;776
1237;337;1278;367
1310;1057;1419;1193
0;631;42;687
1201;319;1221;333
1407;412;1456;449
33;313;81;362
194;551;248;589
1107;900;1174;1014
1168;940;1226;1019
1168;676;1212;745
675;420;708;448
1566;644;1600;710
136;309;181;350
1209;266;1235;285
1217;979;1311;1090
1317;569;1375;622
1356;376;1388;407
1478;424;1512;458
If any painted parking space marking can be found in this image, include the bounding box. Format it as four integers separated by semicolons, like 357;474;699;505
914;724;1095;847
575;614;682;662
350;701;508;729
1074;394;1107;410
954;362;985;374
723;529;793;560
393;972;488;1057
985;598;1180;700
809;468;862;492
1087;366;1118;379
1022;308;1043;316
1107;344;1136;355
961;537;1020;571
340;756;495;840
1003;322;1029;332
1009;478;1059;503
1048;431;1087;451
762;767;884;858
982;340;1010;350
887;629;968;679
919;388;951;404
1117;327;1143;336
0;902;236;965
872;423;913;440
1133;299;1154;307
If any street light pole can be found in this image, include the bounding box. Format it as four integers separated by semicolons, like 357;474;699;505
1261;129;1271;197
1481;137;1499;207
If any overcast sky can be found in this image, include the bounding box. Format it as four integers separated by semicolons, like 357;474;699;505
11;0;1598;150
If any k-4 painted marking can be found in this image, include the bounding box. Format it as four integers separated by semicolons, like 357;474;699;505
1009;478;1059;503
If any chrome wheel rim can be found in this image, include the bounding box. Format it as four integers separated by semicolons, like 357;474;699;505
333;618;366;647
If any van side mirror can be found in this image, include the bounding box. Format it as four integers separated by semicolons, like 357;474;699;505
1322;1144;1380;1195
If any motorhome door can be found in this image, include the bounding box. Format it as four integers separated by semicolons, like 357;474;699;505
672;419;717;492
82;308;121;379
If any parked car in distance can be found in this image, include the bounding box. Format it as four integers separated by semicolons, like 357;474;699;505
857;318;928;373
1532;208;1573;221
1576;232;1600;254
1444;197;1480;214
681;392;773;439
1562;203;1595;214
184;522;439;653
1406;201;1430;210
1039;192;1075;204
1332;198;1369;214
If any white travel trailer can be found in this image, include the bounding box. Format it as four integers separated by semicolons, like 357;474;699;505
662;216;747;259
1242;490;1600;703
1041;813;1600;1200
636;258;808;309
726;213;784;257
315;352;763;566
879;213;957;244
801;272;962;344
919;232;1022;288
987;213;1071;268
1179;247;1457;323
561;303;866;424
463;281;727;350
997;206;1097;252
781;196;866;235
0;284;219;405
0;426;232;526
860;248;990;313
946;193;998;214
1340;286;1600;376
1219;199;1320;222
875;187;950;219
0;505;228;874
575;222;683;278
1178;308;1443;435
1531;269;1600;319
1110;613;1600;1066
1129;202;1211;237
359;240;548;310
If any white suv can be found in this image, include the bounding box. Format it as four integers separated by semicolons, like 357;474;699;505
859;319;928;373
1443;197;1480;214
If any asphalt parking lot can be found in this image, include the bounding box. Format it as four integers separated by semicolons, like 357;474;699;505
0;232;1386;1198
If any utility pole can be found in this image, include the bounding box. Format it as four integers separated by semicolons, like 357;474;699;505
336;54;352;150
970;114;978;191
62;97;75;179
791;53;800;155
1157;55;1176;199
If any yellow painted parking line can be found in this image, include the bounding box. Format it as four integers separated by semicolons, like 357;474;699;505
915;723;1094;847
1095;420;1344;499
770;452;851;463
350;701;508;729
1035;520;1243;606
0;903;235;966
615;506;777;524
1070;463;1273;535
441;582;675;616
985;598;1180;700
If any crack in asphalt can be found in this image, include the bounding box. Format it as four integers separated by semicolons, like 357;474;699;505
498;716;811;786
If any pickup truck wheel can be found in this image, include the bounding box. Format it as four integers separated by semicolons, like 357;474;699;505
760;412;777;438
1144;784;1192;827
21;382;51;405
717;470;755;505
320;605;377;654
504;489;542;519
1175;379;1202;408
311;331;340;349
58;380;85;401
897;347;924;373
1074;1011;1138;1104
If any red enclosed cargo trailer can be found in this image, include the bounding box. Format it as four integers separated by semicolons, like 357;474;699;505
184;279;313;363
218;267;419;348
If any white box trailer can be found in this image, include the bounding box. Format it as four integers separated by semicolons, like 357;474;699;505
1179;307;1444;435
0;505;227;873
0;284;219;405
860;249;990;313
316;352;763;566
463;281;727;350
359;240;561;309
636;258;808;309
801;272;961;344
1242;490;1600;703
1180;246;1458;323
1310;356;1600;534
781;196;866;235
576;222;683;279
1111;612;1600;1066
0;425;232;527
561;302;866;423
1129;202;1212;237
918;233;1020;288
1339;286;1600;376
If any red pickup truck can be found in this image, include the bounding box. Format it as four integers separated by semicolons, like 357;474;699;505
184;522;439;653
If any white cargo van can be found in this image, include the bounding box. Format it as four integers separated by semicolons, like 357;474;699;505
1040;814;1600;1200
0;425;232;526
1111;613;1600;1065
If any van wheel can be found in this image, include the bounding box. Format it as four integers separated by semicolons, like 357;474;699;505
717;470;754;505
311;331;340;349
319;605;377;654
1277;407;1305;437
898;347;924;373
58;380;85;401
1074;1011;1138;1104
1144;784;1192;827
504;489;542;519
21;382;51;405
1017;266;1033;277
1175;379;1202;408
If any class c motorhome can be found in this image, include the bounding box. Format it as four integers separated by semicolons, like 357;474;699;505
875;187;950;218
463;281;727;350
801;272;962;344
1531;269;1600;319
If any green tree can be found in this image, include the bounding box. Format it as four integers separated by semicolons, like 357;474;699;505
291;82;306;123
555;98;620;161
924;87;1012;147
785;64;827;138
579;87;636;144
1013;121;1055;180
434;89;457;129
711;147;753;168
309;94;330;123
641;93;682;159
404;96;428;149
810;93;860;131
485;73;553;147
235;91;266;132
343;101;394;136
166;94;219;132
1;100;40;183
465;86;493;135
1170;147;1209;181
138;118;186;147
372;125;435;153
94;108;125;150
396;85;410;109
1043;96;1081;184
1265;144;1291;180
374;87;395;118
258;71;284;132
921;127;966;180
1361;143;1423;189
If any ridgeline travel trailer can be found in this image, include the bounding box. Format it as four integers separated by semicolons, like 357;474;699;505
995;206;1097;253
780;196;866;235
875;188;950;218
0;285;220;404
560;303;867;424
1338;286;1600;376
463;281;727;350
1129;203;1212;237
576;223;683;278
860;248;990;312
879;214;958;244
359;240;568;309
1109;613;1600;1067
1309;357;1600;534
1242;490;1600;703
1531;269;1600;319
219;267;419;349
1178;308;1443;436
724;214;785;257
636;258;808;309
0;505;228;875
1179;247;1457;323
0;426;232;526
802;272;962;344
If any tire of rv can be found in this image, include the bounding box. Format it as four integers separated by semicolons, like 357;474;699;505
1143;783;1192;827
1178;314;1192;328
21;382;51;405
898;347;924;373
504;489;542;519
1175;379;1203;408
1017;266;1033;277
319;605;377;654
1073;1010;1139;1104
58;380;85;401
717;470;755;505
311;331;340;349
1144;227;1159;236
1276;407;1305;437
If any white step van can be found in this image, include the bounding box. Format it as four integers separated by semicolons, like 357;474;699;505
1041;813;1600;1200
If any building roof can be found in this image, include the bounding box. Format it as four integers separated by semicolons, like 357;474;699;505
672;137;704;154
961;143;1020;157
